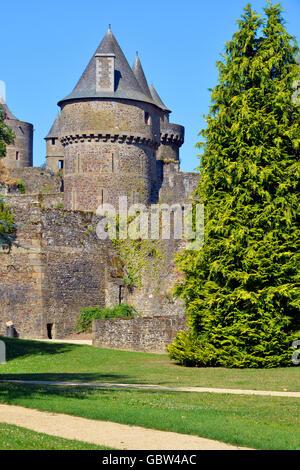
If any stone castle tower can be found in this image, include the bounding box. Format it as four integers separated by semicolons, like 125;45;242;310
0;28;199;344
45;113;64;172
0;87;33;169
45;27;185;211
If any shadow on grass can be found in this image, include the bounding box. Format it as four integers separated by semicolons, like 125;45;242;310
0;336;76;361
0;372;132;383
0;381;126;402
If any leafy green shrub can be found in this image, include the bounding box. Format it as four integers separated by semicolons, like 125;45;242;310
0;194;16;250
75;304;139;333
17;181;25;194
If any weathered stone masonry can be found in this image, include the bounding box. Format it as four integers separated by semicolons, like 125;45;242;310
0;197;109;338
0;195;187;340
0;27;200;349
93;315;188;353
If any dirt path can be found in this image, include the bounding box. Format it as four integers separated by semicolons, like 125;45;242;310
2;379;300;398
0;404;251;450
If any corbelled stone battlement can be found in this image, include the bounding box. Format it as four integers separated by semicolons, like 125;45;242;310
60;132;159;149
160;123;185;147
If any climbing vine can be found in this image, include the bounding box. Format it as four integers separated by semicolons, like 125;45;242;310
0;195;16;251
111;215;169;293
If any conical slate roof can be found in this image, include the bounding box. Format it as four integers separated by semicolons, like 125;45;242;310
58;28;158;107
149;83;170;112
45;113;60;139
132;53;152;99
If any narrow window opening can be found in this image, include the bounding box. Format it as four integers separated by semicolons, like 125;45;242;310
51;138;55;145
47;323;53;340
144;112;151;125
58;160;64;170
16;151;19;160
119;286;123;304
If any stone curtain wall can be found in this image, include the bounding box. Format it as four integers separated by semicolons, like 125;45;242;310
158;164;199;204
41;210;107;338
124;238;187;318
0;196;46;338
9;168;62;195
93;315;188;353
0;195;108;339
0;192;190;342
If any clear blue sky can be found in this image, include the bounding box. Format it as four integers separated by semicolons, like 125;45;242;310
1;0;299;171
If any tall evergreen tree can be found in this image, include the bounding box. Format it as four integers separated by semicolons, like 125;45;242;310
168;2;300;368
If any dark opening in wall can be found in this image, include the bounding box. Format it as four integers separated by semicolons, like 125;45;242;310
16;151;19;160
47;323;53;339
59;160;64;170
119;285;123;304
145;112;151;125
51;138;55;145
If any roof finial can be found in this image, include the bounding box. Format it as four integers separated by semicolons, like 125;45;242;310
108;24;111;31
136;51;138;57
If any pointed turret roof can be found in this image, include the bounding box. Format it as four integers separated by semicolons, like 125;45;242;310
58;28;157;107
45;113;60;139
149;84;170;112
132;53;152;99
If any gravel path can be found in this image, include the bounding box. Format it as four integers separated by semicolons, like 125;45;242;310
0;404;251;450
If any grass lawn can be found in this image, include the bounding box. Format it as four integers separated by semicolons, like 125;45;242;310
0;337;299;391
0;382;299;450
0;422;113;450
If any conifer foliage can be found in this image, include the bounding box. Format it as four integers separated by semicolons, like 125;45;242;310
168;3;300;368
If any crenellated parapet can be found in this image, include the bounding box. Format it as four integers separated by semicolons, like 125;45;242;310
160;123;184;147
156;122;185;167
60;132;159;149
